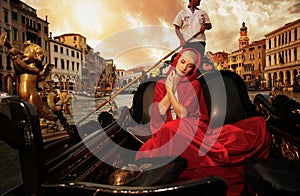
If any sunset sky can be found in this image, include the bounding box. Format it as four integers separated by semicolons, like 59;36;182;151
22;0;300;69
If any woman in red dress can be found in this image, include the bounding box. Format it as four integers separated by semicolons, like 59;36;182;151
135;48;271;196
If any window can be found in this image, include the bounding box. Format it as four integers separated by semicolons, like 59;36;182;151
13;28;18;41
66;49;69;55
12;11;17;21
21;15;25;24
54;58;58;68
6;56;12;70
72;62;75;71
66;60;69;70
60;47;63;54
54;45;58;52
61;59;65;69
4;10;9;23
22;32;25;42
71;50;75;57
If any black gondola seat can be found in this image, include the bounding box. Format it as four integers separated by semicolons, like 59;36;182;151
244;93;300;195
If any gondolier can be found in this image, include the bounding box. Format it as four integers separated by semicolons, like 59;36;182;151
173;0;212;57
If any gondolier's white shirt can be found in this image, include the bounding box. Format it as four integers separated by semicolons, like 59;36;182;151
173;7;211;43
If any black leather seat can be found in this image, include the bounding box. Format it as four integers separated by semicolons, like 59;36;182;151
244;94;300;195
197;70;257;127
244;158;300;195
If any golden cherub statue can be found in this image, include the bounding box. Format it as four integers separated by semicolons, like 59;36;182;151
0;32;57;121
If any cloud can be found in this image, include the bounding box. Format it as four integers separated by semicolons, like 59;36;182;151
288;3;300;13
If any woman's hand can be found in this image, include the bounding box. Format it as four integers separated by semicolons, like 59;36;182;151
165;70;181;93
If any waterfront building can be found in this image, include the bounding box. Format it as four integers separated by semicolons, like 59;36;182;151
86;48;107;96
264;18;300;89
211;51;229;70
53;33;89;92
228;48;245;76
227;22;267;89
243;39;266;88
98;59;117;95
0;0;49;95
228;22;250;78
47;35;82;93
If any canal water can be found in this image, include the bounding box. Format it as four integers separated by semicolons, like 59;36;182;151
1;90;300;195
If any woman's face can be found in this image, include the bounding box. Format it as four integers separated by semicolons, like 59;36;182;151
175;55;195;76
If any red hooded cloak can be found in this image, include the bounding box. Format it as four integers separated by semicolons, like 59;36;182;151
135;48;271;196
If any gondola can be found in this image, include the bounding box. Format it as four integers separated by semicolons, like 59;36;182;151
1;69;300;196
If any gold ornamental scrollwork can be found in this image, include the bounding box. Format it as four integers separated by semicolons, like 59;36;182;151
280;138;299;160
255;102;271;121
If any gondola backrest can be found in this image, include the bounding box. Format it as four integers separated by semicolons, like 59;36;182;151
130;79;158;125
198;70;256;127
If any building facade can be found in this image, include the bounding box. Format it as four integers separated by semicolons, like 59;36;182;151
228;49;245;76
264;18;300;89
243;39;266;88
47;37;82;93
0;0;49;95
211;51;229;70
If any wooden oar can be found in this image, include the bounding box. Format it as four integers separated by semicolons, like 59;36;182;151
76;30;203;125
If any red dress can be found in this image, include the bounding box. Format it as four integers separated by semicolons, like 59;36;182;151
135;49;271;196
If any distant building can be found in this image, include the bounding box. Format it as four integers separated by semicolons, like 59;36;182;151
53;33;89;91
211;51;229;70
86;48;107;95
52;33;116;96
228;49;245;76
239;22;249;49
264;18;300;89
227;22;267;89
243;39;266;88
47;37;82;92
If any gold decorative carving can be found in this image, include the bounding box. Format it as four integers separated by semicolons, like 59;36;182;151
280;138;299;160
